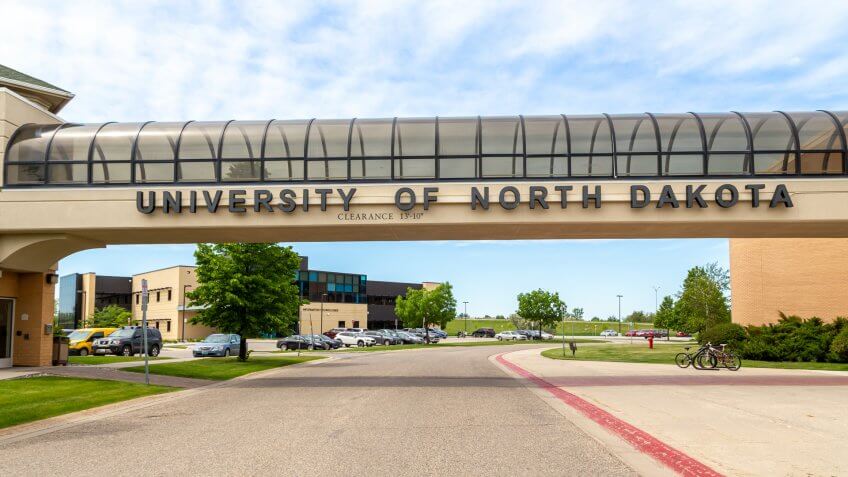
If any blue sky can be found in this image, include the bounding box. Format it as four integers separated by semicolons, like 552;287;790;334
4;1;848;318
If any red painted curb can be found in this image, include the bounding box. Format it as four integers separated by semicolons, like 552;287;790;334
496;353;723;477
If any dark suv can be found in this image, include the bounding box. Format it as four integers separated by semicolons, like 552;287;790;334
471;327;496;338
92;326;162;357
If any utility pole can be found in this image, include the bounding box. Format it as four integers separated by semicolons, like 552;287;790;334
560;303;566;356
463;301;469;333
617;294;623;336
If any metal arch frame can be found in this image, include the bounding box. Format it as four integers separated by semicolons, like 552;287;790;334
518;115;527;179
43;122;75;185
4;123;39;184
173;121;195;183
601;113;617;178
731;112;755;175
561;114;572;177
346;118;356;181
819;110;848;174
130;121;154;184
390;117;398;180
303;118;315;181
87;122;116;185
775;111;801;175
476;116;483;178
216;120;235;182
258;119;275;182
434;116;440;179
689;112;709;175
645;113;662;176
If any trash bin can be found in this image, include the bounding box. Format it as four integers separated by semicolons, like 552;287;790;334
52;335;69;366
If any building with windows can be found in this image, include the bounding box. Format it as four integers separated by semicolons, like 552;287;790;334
56;257;429;340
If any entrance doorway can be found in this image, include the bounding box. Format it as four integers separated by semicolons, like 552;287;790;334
0;298;13;368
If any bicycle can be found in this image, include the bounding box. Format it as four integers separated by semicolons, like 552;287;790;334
704;343;741;371
675;343;709;368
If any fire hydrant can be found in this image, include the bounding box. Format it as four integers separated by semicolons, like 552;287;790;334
648;335;654;349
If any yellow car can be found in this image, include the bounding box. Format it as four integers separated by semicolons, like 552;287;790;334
67;328;118;356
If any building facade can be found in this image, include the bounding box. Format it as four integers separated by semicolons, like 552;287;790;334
56;273;132;330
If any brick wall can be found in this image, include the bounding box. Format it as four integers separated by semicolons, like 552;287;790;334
730;238;848;326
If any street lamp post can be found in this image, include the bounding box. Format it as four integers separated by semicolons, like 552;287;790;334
463;301;469;333
320;293;328;339
181;284;192;342
560;303;566;356
652;285;659;333
617;294;623;335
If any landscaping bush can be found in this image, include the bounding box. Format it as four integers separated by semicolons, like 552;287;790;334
698;323;747;350
742;313;845;363
830;326;848;362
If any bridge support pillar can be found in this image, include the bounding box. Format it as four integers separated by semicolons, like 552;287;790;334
0;268;56;367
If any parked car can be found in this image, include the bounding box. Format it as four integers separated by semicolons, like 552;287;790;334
323;328;347;339
600;329;618;337
404;328;440;343
471;328;496;338
495;330;527;341
346;328;366;333
624;329;639;337
277;335;328;351
427;328;448;339
540;331;554;340
92;326;162;357
66;327;118;356
193;333;241;357
307;334;342;349
396;331;423;344
676;331;691;337
335;331;376;347
365;330;402;346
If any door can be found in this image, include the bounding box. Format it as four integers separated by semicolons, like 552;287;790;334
0;299;14;368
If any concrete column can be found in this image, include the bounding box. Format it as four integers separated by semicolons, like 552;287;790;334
13;272;55;366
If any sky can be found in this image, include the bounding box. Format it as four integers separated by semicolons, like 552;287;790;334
3;0;848;318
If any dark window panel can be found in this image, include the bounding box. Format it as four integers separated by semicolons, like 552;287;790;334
482;156;523;177
306;160;347;180
92;162;131;183
6;124;61;162
220;121;267;160
307;120;350;158
265;159;304;180
5;164;45;184
523;116;566;155
394;158;435;179
754;152;794;175
350;159;391;179
395;118;435;157
178;122;226;160
570;155;613;176
350;119;393;157
135;163;175;183
568;116;612;154
48;124;102;161
608;114;657;153
439;157;476;178
525;156;566;177
48;163;88;183
136;122;183;162
664;154;703;176
616;154;657;176
481;117;523;155
222;160;263;181
708;154;749;175
92;123;144;162
178;161;216;182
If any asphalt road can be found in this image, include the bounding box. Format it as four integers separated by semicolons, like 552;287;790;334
1;344;635;476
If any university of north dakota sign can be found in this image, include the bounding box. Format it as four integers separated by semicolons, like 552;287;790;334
136;183;793;215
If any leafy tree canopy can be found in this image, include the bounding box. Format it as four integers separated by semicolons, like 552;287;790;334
516;289;565;329
675;264;730;334
89;305;132;328
394;283;457;338
187;243;302;360
653;295;683;332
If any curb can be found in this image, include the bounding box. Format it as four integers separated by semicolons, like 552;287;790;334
492;350;723;477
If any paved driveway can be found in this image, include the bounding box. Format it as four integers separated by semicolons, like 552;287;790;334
0;344;634;476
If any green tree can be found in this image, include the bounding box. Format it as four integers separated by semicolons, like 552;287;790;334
90;305;132;328
625;310;648;323
187;243;302;360
571;307;584;321
394;283;457;342
675;265;730;334
653;296;682;339
509;313;528;330
516;289;565;339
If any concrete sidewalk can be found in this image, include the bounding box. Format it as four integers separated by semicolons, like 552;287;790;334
500;348;848;476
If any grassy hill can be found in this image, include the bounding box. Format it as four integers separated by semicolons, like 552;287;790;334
443;319;656;336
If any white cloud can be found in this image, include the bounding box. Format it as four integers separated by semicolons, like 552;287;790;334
2;0;848;124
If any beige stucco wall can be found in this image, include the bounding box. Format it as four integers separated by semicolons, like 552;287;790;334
730;238;848;325
131;266;206;341
80;272;96;326
0;88;62;187
299;302;367;334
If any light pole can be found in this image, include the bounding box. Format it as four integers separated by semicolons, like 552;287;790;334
463;301;469;333
320;293;328;338
652;285;659;332
617;294;623;335
560;303;566;356
181;284;192;342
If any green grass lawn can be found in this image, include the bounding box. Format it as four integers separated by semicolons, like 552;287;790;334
0;376;173;429
123;355;321;380
540;343;848;371
69;355;171;365
444;319;658;336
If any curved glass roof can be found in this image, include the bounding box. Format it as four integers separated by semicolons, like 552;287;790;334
4;111;847;186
